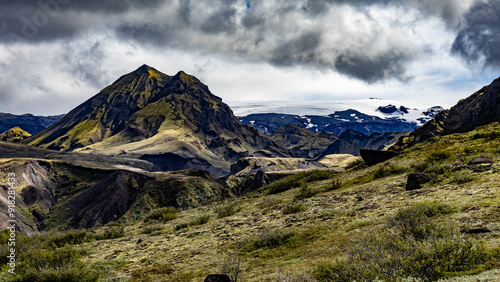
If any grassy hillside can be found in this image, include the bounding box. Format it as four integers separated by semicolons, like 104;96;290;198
2;122;499;281
0;127;31;142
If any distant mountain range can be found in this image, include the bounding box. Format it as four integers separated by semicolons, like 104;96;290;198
0;113;64;134
238;109;422;136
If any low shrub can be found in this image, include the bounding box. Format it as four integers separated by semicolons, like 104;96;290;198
426;163;452;175
44;229;93;247
0;229;101;282
324;178;342;192
175;215;211;231
94;225;125;240
282;203;307;215
452;170;475;184
243;228;295;251
267;177;303;194
428;151;453;162
410;161;429;172
258;197;283;209
345;158;365;170
13;246;99;282
174;222;190;231
216;202;241;218
267;170;333;194
190;215;211;226
313;201;485;281
144;207;178;222
217;251;241;282
294;184;318;200
373;164;406;179
472;131;500;140
275;270;316;282
141;224;163;235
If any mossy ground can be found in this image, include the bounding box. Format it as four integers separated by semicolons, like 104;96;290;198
6;123;500;281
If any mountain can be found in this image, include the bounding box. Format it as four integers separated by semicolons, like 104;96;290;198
320;129;407;157
0;126;31;142
270;124;338;159
0;113;64;134
396;77;500;148
25;65;288;176
239;109;418;136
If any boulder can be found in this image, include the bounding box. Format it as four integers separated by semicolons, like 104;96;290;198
204;274;235;282
468;157;494;165
360;149;399;166
405;173;432;190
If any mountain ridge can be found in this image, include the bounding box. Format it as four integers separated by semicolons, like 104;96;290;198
395;76;500;148
24;65;289;176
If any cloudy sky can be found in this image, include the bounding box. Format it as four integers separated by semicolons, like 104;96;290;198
0;0;499;116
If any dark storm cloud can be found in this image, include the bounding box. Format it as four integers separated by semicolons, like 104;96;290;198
451;0;500;69
335;51;414;83
0;0;165;43
0;0;478;84
109;0;425;83
61;41;109;87
200;7;237;34
270;31;322;67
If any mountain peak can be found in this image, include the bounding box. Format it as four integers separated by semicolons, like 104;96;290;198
133;64;167;79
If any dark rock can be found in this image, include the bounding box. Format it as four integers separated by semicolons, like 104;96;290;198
204;274;235;282
406;173;432;191
360;149;399;166
468;157;494;165
21;185;55;207
356;196;364;201
378;105;398;114
465;227;491;234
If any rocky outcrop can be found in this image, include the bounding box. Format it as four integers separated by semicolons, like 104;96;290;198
359;149;399;166
405;173;432;190
204;274;235;282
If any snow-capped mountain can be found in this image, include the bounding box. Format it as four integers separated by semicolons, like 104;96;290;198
228;99;444;135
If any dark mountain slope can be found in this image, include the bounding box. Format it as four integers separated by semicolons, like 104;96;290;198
321;130;407;157
397;76;500;148
25;65;289;175
270;124;337;159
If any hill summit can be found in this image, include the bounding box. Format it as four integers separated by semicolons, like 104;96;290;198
0;126;31;142
25;65;288;176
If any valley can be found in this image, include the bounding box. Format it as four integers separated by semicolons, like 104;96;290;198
0;66;499;281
